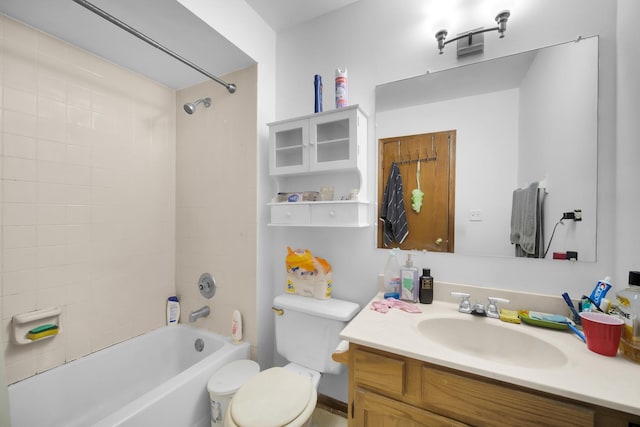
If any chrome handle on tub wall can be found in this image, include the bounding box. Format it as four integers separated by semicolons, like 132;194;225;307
272;307;284;316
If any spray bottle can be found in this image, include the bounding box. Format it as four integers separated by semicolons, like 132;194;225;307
335;68;348;108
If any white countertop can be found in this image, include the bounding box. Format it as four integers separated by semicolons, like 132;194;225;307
340;295;640;416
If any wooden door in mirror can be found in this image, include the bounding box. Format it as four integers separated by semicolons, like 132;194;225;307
377;131;456;252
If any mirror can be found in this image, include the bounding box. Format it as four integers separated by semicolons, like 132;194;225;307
375;37;598;262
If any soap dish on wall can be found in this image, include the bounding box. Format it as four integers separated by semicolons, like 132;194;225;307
12;306;62;345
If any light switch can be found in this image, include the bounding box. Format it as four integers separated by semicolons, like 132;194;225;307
469;209;483;222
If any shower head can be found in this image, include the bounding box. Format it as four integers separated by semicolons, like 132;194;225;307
184;97;211;114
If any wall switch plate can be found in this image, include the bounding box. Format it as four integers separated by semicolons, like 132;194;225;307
469;209;483;222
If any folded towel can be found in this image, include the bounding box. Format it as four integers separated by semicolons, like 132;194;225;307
380;163;408;246
370;298;422;314
510;181;539;255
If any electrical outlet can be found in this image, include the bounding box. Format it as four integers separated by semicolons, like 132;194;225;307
574;209;582;221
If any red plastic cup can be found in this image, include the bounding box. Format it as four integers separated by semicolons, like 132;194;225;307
579;312;624;356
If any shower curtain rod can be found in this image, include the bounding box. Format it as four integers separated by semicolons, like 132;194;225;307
71;0;237;93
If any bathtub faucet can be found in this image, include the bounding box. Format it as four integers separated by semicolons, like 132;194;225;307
189;306;210;323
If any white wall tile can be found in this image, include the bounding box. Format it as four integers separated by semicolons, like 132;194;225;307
3;134;36;159
3;225;37;249
3;110;36;138
4;156;37;180
1;16;176;384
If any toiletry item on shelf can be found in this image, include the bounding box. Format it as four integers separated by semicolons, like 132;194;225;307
314;74;323;113
400;254;418;302
335;68;348;108
167;296;180;326
27;324;59;340
615;270;640;363
383;249;401;299
232;310;243;344
419;268;434;304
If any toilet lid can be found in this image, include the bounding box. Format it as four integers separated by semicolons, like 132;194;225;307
231;367;314;427
207;360;260;396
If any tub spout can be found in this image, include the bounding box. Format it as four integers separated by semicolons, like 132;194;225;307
189;306;210;323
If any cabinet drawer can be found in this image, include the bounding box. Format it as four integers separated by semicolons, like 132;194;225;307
421;367;595;427
310;203;366;226
354;349;406;397
270;204;310;225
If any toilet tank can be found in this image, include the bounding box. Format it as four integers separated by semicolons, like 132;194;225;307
273;294;360;375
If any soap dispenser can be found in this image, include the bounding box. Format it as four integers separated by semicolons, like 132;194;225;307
400;254;419;302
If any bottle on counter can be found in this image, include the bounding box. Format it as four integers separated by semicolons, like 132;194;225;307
400;253;419;302
419;269;434;304
383;249;401;299
616;271;640;363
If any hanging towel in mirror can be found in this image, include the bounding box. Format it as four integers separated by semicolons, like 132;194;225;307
380;162;408;246
510;181;540;256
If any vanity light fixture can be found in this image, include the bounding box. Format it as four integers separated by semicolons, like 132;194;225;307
435;10;511;56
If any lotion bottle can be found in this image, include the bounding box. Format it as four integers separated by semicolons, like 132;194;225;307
231;310;243;344
167;296;180;325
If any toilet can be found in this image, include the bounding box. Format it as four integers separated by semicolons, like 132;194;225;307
225;294;360;427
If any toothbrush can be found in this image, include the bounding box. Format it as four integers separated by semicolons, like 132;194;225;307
565;319;586;343
561;292;582;325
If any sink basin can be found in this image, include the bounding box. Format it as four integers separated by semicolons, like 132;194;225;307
417;317;568;369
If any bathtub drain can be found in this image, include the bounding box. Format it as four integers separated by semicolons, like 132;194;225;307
194;338;204;352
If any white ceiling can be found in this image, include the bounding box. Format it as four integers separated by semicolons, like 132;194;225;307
244;0;360;32
0;0;357;89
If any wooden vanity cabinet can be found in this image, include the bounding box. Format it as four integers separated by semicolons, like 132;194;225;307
347;344;640;427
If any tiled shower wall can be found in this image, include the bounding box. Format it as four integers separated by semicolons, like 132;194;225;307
175;65;258;358
0;16;176;383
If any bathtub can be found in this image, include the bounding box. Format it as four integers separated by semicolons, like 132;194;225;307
8;325;250;427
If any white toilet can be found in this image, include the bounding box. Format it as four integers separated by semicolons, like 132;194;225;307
225;294;360;427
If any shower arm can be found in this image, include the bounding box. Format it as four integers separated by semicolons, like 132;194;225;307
71;0;237;94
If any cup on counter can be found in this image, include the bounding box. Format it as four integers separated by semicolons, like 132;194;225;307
320;186;334;201
579;312;624;356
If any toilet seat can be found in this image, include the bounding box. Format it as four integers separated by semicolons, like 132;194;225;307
226;367;317;427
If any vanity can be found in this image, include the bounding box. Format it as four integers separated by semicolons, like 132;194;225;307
338;287;640;426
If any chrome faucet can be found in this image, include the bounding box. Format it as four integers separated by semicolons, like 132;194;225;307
450;293;509;318
189;306;210;322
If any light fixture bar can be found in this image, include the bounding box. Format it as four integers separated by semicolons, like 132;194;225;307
436;10;510;55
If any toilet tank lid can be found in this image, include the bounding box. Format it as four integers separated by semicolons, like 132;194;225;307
273;294;360;322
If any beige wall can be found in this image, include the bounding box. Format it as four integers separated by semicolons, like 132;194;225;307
0;16;176;384
175;65;258;358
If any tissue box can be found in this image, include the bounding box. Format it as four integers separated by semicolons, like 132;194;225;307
285;247;332;299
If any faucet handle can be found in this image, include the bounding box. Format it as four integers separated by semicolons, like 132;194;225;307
486;297;510;318
451;292;472;314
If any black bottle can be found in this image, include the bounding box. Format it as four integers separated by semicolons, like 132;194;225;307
419;268;433;304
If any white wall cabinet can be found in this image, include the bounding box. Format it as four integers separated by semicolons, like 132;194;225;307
268;105;368;227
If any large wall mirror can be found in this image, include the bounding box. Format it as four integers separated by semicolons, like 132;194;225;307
375;36;598;262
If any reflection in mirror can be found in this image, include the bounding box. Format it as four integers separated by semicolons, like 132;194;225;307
375;36;598;261
378;131;456;252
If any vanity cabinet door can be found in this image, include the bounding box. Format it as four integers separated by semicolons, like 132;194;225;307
353;388;469;427
421;366;595;427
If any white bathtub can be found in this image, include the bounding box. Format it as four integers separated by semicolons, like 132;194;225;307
8;325;250;427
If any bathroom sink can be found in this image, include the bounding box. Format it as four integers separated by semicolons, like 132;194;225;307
416;317;568;369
